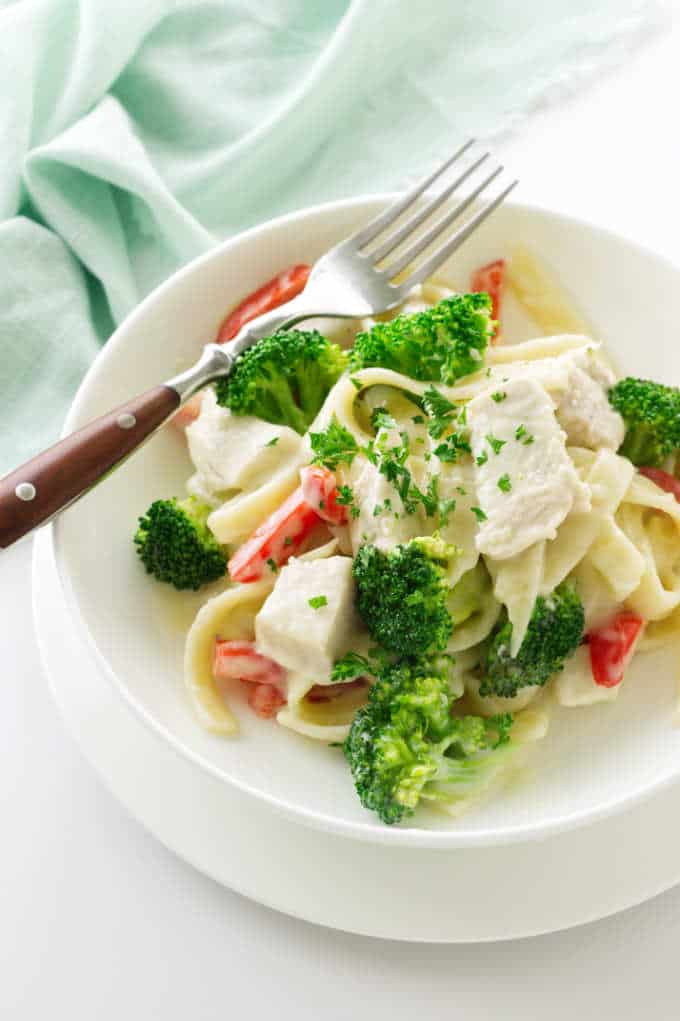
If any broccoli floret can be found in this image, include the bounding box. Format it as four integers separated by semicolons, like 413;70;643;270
344;657;513;824
134;497;226;590
350;293;492;384
480;583;584;699
608;377;680;467
353;537;459;657
215;329;348;434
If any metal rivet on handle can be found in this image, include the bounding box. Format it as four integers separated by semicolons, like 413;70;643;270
15;482;36;502
117;413;136;430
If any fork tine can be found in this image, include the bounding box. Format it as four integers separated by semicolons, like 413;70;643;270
381;166;503;281
347;139;475;250
369;152;490;265
395;180;518;294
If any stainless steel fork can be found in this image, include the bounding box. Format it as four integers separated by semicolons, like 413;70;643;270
0;140;516;547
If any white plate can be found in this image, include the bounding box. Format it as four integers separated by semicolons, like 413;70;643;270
53;195;680;847
34;528;680;941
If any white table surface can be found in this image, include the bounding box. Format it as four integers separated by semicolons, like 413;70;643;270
3;18;680;1018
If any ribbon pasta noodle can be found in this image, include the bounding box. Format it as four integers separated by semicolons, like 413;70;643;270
185;579;274;734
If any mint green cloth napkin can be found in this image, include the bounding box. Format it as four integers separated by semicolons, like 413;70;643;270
0;0;666;471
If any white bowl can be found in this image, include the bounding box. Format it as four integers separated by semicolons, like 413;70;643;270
53;195;680;848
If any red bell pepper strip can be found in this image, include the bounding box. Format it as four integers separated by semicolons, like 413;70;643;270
227;486;321;583
638;466;680;504
588;612;644;687
216;264;311;344
300;465;348;526
212;639;287;719
213;639;286;687
470;258;506;341
247;683;287;719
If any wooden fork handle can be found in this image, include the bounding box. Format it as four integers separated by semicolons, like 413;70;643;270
0;385;180;548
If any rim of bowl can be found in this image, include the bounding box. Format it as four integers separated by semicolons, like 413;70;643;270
52;193;680;849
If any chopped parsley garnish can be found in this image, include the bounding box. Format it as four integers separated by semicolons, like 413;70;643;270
476;450;489;467
363;438;377;465
266;557;278;572
515;423;534;445
422;384;456;419
497;473;512;493
412;414;425;424
438;498;457;528
471;506;488;522
367;435;409;497
264;436;279;447
308;595;328;609
283;536;293;546
359;422;465;522
331;651;377;682
371;406;396;432
310;416;358;469
422;385;457;439
336;484;360;518
433;432;471;464
491;391;507;403
486;434;506;455
421;476;444;518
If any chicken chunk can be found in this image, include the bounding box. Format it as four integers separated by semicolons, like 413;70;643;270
186;388;302;498
469;377;590;560
255;556;359;681
555;365;624;451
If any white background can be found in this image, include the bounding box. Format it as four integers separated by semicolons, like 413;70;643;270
3;17;680;1018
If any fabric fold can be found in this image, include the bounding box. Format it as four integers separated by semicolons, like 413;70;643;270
0;0;669;472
